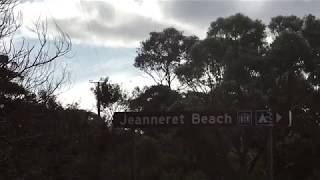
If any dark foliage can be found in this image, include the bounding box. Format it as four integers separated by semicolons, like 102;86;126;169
2;12;320;180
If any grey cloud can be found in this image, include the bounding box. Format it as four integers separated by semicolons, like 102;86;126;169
51;0;168;46
80;1;115;21
52;18;91;40
20;0;43;3
53;0;320;47
160;0;239;29
160;0;320;30
89;17;166;41
255;1;320;22
54;15;167;45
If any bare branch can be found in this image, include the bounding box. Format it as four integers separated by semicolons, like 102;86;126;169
0;1;72;97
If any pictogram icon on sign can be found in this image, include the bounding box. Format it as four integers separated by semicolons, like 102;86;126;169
237;111;252;126
256;110;273;126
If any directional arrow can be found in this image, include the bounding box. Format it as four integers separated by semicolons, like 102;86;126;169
276;113;282;123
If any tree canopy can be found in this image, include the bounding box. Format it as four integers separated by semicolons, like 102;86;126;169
2;6;320;180
134;27;198;88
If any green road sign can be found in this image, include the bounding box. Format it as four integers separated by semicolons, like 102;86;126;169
113;110;291;128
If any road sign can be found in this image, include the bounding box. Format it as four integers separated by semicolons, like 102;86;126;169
113;110;291;128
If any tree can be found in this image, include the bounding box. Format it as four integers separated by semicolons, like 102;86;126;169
302;15;320;89
0;1;71;176
266;15;319;110
92;77;127;124
176;14;267;109
0;54;28;103
207;13;266;84
176;38;227;93
268;15;320;89
129;85;181;112
0;0;71;98
176;14;273;179
134;27;198;88
269;15;304;35
266;15;320;180
207;13;266;48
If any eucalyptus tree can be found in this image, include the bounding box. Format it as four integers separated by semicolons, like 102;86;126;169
264;15;320;180
176;13;267;110
265;15;320;110
134;27;198;88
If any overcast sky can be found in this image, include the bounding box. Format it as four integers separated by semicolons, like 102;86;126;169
18;0;320;110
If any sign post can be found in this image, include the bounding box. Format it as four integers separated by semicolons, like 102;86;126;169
268;126;274;180
131;129;136;180
113;110;292;180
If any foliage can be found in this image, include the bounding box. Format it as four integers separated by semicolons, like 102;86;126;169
0;54;28;102
92;77;126;109
3;9;320;180
0;0;71;97
134;27;198;88
92;77;128;124
129;85;181;112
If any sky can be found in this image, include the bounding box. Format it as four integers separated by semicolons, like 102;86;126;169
17;0;320;110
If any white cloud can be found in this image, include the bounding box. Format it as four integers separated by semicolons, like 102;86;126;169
58;81;96;110
18;0;203;48
18;0;320;48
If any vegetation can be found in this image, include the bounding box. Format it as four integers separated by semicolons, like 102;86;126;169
1;1;320;179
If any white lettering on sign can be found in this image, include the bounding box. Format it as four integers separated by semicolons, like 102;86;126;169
192;113;232;125
120;114;185;126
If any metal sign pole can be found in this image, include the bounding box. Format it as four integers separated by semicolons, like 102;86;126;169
97;81;101;118
268;126;274;180
131;129;136;180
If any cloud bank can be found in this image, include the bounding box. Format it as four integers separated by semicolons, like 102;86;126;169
20;0;320;48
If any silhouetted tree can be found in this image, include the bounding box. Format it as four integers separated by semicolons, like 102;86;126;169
176;38;227;93
134;27;198;88
177;13;266;110
92;77;127;124
3;10;320;180
269;15;304;35
0;55;28;103
0;0;71;97
129;85;181;112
